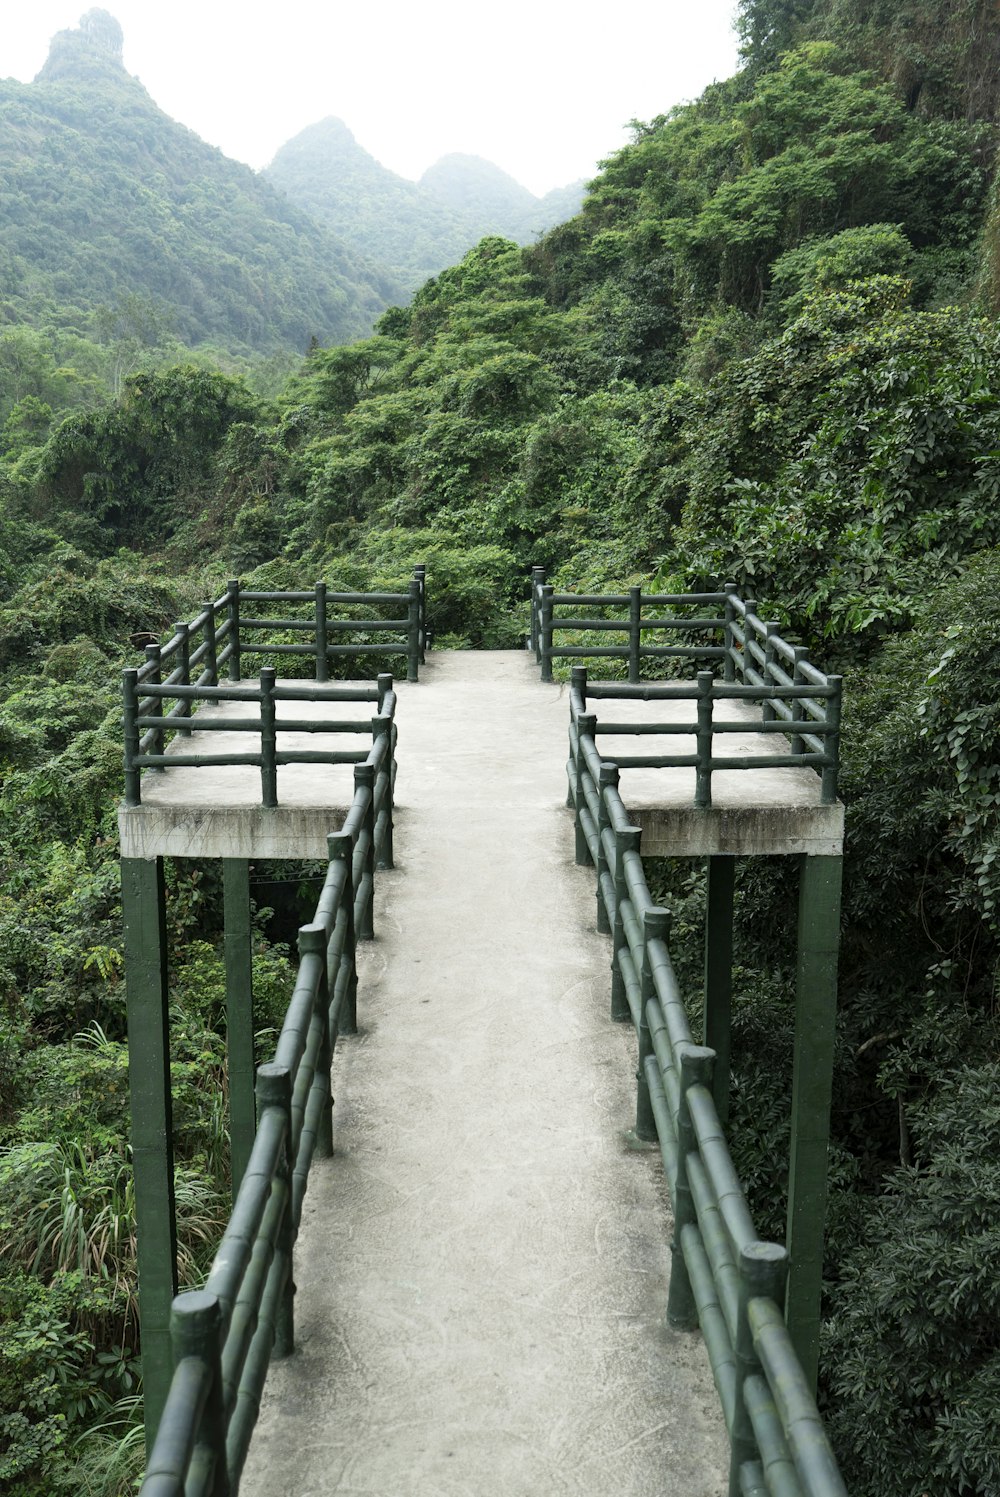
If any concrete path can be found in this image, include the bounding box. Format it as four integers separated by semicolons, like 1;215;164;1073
240;651;728;1497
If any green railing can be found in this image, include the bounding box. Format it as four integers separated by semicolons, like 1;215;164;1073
530;572;841;806
123;573;425;808
567;677;846;1497
137;718;395;1495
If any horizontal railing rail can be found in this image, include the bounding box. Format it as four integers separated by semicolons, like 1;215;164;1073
530;571;840;806
123;572;423;807
138;725;394;1496
566;713;847;1497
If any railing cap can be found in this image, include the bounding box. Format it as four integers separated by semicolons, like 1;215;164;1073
169;1289;222;1359
256;1062;291;1109
297;922;326;956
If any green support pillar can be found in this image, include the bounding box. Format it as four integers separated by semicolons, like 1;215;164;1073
703;855;735;1127
785;852;843;1395
224;859;255;1199
121;856;177;1450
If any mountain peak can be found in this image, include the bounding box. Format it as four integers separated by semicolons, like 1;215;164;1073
36;9;126;84
420;153;538;216
78;9;124;57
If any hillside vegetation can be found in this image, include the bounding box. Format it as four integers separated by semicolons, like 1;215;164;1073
3;3;1000;1494
266;120;585;295
0;10;398;370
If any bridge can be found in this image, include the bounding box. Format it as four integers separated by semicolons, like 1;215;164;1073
118;575;846;1495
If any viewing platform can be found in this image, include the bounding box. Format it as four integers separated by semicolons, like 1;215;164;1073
124;576;847;1497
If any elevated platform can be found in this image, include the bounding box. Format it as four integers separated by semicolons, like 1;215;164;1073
117;685;368;860
594;698;844;857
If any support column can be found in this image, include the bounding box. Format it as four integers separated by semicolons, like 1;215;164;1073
121;856;177;1449
703;856;735;1126
785;853;843;1395
224;859;255;1199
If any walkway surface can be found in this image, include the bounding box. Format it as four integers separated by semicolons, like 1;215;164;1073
240;651;728;1497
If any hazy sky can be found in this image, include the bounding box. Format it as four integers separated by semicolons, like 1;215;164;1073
4;3;742;196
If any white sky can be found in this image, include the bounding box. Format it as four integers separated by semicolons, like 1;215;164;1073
3;3;742;196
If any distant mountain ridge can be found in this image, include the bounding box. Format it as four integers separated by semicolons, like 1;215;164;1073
265;120;585;294
0;9;401;357
0;10;586;362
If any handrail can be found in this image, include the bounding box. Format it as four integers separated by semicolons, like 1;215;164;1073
567;710;847;1497
123;572;425;807
138;719;395;1496
530;570;840;806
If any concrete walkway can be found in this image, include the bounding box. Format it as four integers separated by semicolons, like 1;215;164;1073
240;651;728;1497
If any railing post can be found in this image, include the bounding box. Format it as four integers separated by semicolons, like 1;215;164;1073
761;622;779;723
790;646;809;756
729;1243;788;1497
704;856;735;1127
377;671;397;802
540;584;554;682
405;579;421;683
596;763;618;936
666;1042;715;1328
574;712;597;866
121;855;177;1449
227;579;241;682
531;565;546;658
629;584;642;684
144;643;164;761
822;677;842;804
255;1063;295;1355
260;667;277;808
123;668;141;806
695;671;714;809
299;923;333;1159
315;582;328;683
786;853;843;1394
328;831;358;1036
742;600;758;686
223;859;255;1200
723;583;738;683
567;665;588;809
637;908;670;1143
612;824;641;1022
355;762;376;940
202;603;218;686
174;621;191;735
413;565;427;664
373;714;394;869
166;1291;230;1497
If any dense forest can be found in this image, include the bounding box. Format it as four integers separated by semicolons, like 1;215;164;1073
4;1;1000;1492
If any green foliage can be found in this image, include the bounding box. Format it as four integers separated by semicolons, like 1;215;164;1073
824;1066;1000;1497
31;366;259;550
768;222;914;318
664;286;1000;657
